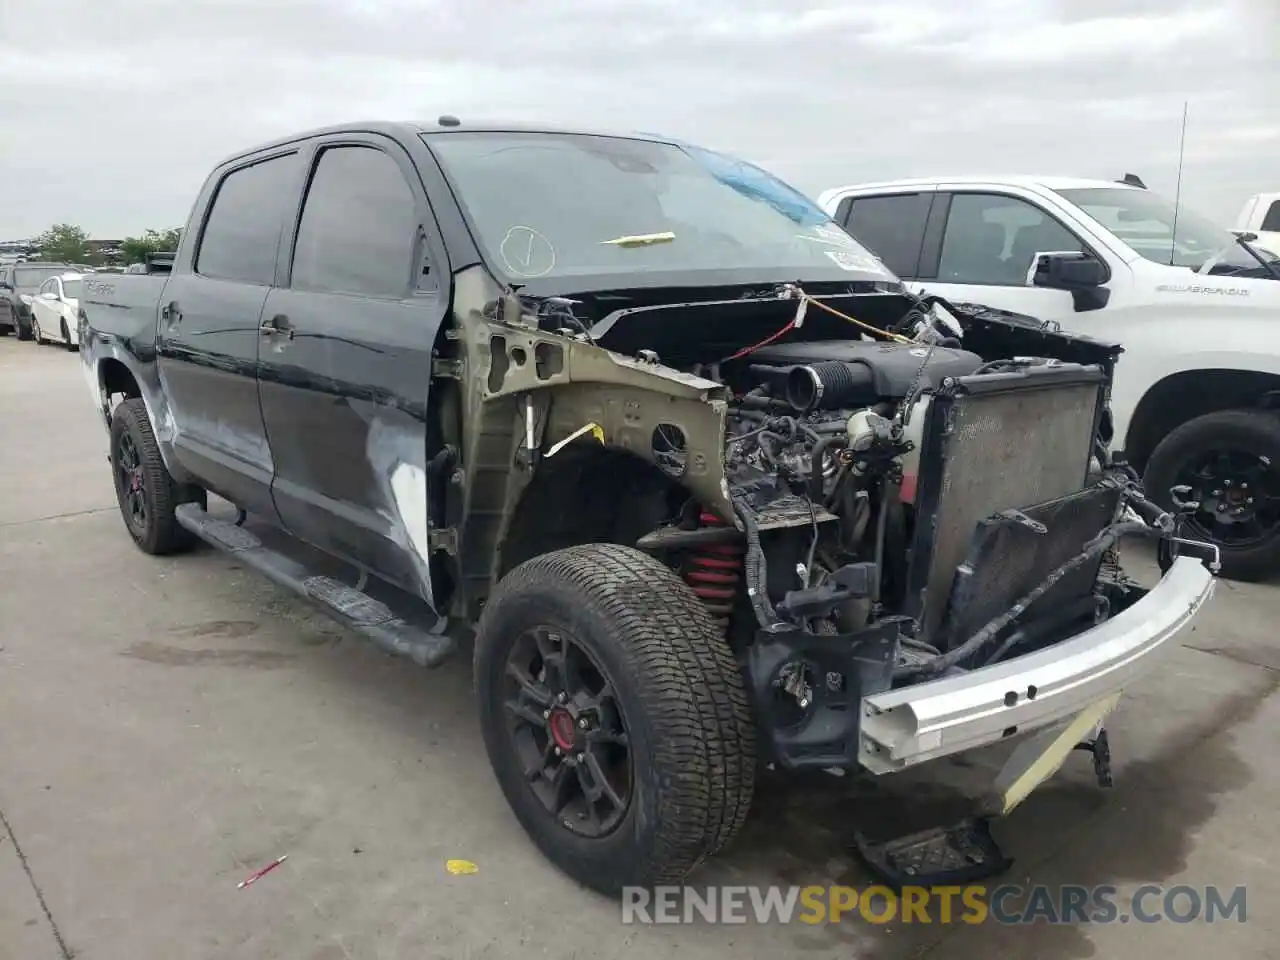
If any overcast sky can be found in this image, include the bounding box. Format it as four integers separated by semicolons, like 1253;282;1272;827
1;0;1277;239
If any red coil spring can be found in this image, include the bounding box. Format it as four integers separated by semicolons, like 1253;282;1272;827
684;510;745;634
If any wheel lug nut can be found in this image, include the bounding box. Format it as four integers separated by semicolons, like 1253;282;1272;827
554;746;561;756
578;718;589;729
577;753;585;763
542;710;550;719
558;692;567;703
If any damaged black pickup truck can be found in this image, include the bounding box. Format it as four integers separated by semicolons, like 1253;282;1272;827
79;120;1217;895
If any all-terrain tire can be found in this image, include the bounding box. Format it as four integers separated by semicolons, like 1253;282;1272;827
1144;408;1280;581
474;543;756;895
109;397;204;555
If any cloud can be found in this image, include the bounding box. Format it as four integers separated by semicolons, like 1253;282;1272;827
0;0;1275;237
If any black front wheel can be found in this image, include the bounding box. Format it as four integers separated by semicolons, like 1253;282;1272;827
13;308;32;341
1145;409;1280;581
109;398;203;555
474;543;756;895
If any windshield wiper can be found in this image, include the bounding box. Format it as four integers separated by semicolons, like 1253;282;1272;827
1234;231;1280;279
1203;232;1280;279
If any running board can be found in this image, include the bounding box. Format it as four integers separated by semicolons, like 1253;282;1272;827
174;504;456;668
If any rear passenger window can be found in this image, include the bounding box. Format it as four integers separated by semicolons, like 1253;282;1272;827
290;146;419;298
844;194;933;277
1262;201;1280;233
196;153;299;285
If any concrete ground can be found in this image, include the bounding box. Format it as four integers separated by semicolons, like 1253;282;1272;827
2;334;1278;960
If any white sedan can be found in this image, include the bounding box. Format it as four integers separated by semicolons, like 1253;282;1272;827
30;272;84;349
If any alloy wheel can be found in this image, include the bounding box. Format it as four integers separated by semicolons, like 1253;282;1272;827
501;625;632;838
1177;449;1280;548
115;431;148;535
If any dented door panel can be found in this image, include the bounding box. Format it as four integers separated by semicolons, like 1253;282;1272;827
256;287;447;600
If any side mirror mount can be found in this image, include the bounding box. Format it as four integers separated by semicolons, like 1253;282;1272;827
1030;251;1111;312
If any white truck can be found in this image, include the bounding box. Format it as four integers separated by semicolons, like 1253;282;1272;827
817;176;1280;580
1235;192;1280;255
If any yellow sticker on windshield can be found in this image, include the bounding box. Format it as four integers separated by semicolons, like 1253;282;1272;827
600;232;676;247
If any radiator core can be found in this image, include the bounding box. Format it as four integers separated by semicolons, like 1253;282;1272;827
906;367;1106;646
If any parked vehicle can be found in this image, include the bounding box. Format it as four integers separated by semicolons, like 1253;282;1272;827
79;122;1214;895
30;271;84;349
123;252;175;275
1234;192;1280;255
0;260;73;338
819;176;1280;579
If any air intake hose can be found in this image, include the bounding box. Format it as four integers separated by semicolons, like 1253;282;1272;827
785;361;875;413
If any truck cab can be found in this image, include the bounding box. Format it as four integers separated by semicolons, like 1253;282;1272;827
818;176;1280;579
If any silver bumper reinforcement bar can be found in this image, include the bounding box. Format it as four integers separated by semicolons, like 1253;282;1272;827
858;556;1215;774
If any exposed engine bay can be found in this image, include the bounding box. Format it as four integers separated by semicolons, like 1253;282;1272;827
507;279;1211;771
584;284;1206;764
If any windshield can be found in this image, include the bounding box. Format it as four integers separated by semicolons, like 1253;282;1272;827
1057;187;1261;272
61;278;81;299
14;265;67;288
425;131;892;286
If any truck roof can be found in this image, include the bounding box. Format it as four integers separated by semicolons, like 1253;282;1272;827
218;119;680;167
817;176;1140;208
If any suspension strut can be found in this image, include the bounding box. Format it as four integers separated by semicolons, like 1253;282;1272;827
684;509;745;634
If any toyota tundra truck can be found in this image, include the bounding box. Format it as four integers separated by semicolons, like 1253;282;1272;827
78;121;1215;895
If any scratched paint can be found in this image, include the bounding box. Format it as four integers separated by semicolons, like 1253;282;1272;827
365;416;437;611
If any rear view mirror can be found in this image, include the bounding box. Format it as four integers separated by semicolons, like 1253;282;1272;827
1032;252;1106;288
1030;252;1110;312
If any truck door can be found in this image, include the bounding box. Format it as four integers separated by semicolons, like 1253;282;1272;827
916;192;1097;322
256;136;449;603
157;150;303;518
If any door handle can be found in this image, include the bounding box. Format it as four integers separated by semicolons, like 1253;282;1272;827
259;314;295;340
161;301;181;327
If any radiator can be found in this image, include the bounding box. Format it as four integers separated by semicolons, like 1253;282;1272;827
905;364;1107;646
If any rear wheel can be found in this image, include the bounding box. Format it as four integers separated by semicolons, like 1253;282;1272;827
109;398;204;555
474;543;755;895
1145;409;1280;581
60;319;76;351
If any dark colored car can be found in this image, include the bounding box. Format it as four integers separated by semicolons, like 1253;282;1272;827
0;261;73;338
77;120;1214;895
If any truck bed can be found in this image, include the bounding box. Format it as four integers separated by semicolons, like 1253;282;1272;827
80;274;167;342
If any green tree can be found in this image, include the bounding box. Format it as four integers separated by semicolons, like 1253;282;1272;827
34;223;95;264
120;227;182;265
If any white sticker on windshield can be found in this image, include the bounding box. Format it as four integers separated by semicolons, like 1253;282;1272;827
812;223;860;248
823;249;888;274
